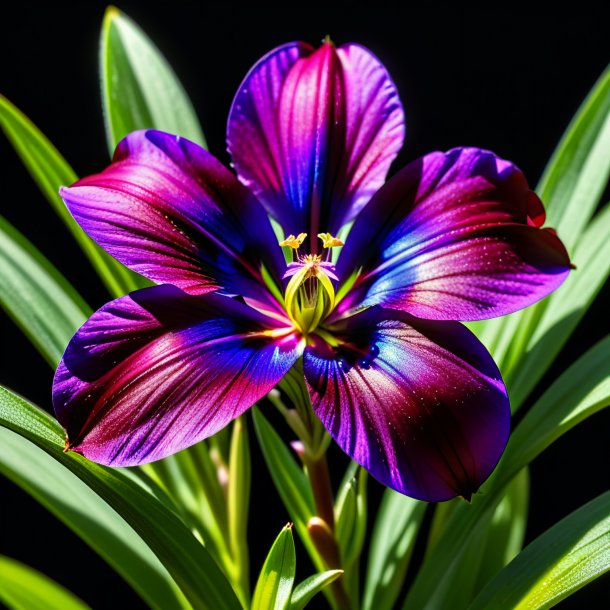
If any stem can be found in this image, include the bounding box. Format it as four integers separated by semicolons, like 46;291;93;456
300;451;351;610
302;452;336;531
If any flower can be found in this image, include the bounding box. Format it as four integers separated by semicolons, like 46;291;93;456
54;41;571;502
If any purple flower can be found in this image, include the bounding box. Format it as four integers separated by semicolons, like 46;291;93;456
54;41;571;502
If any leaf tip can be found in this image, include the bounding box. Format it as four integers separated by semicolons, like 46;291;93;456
103;5;122;27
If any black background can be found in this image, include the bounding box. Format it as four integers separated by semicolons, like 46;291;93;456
1;3;610;608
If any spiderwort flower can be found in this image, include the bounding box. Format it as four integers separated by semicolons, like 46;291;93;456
54;41;571;502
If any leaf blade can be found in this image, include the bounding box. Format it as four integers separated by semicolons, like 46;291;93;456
0;555;91;610
0;386;241;610
252;524;296;610
289;570;344;610
0;95;140;298
362;489;426;610
0;427;189;610
469;492;610;610
100;7;206;153
0;216;89;366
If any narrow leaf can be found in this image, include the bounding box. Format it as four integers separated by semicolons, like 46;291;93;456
417;468;529;610
506;202;610;408
289;570;344;610
470;63;610;366
0;555;90;610
252;524;296;610
363;489;426;610
0;386;241;610
0;216;89;366
0;95;141;297
100;7;206;154
470;492;610;610
472;466;530;592
539;62;610;250
252;408;326;583
228;416;251;607
252;407;315;530
0;431;188;610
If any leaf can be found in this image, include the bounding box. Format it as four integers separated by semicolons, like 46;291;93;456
252;524;296;610
289;570;344;610
402;334;610;609
333;467;367;607
0;427;189;610
469;492;610;610
506;202;610;408
0;95;141;298
472;466;530;592
0;554;90;610
417;468;530;610
470;62;610;375
362;489;426;610
252;407;315;534
539;62;610;250
227;415;251;607
0;216;89;366
0;386;241;610
100;7;206;154
252;408;327;591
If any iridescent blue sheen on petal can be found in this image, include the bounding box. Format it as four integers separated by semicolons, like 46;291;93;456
303;307;510;502
53;286;302;466
336;148;571;321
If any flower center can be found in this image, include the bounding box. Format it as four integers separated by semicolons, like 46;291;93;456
279;232;343;334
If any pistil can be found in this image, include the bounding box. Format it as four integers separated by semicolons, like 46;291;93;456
279;232;343;334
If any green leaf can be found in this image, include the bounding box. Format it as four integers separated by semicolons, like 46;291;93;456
418;468;530;610
470;62;610;376
252;524;296;610
228;416;251;607
362;489;426;610
0;386;241;610
100;7;206;155
472;466;530;592
333;467;366;607
0;216;89;366
506;202;610;408
403;334;610;609
469;492;610;610
539;62;610;250
0;555;90;610
252;408;326;587
289;570;344;610
0;95;141;298
252;407;315;532
0;428;188;610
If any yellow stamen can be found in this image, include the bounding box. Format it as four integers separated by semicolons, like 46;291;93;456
279;233;307;249
317;232;344;248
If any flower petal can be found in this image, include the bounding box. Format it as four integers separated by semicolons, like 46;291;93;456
227;41;404;241
304;308;510;502
53;285;302;466
60;130;285;304
336;148;571;321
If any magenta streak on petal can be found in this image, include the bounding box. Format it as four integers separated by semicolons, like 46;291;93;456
227;41;404;243
53;285;301;466
61;130;285;309
336;147;571;321
303;307;510;502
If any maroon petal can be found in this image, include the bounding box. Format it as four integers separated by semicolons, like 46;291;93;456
53;285;302;466
227;41;404;242
336;148;571;321
61;130;285;305
303;307;510;502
